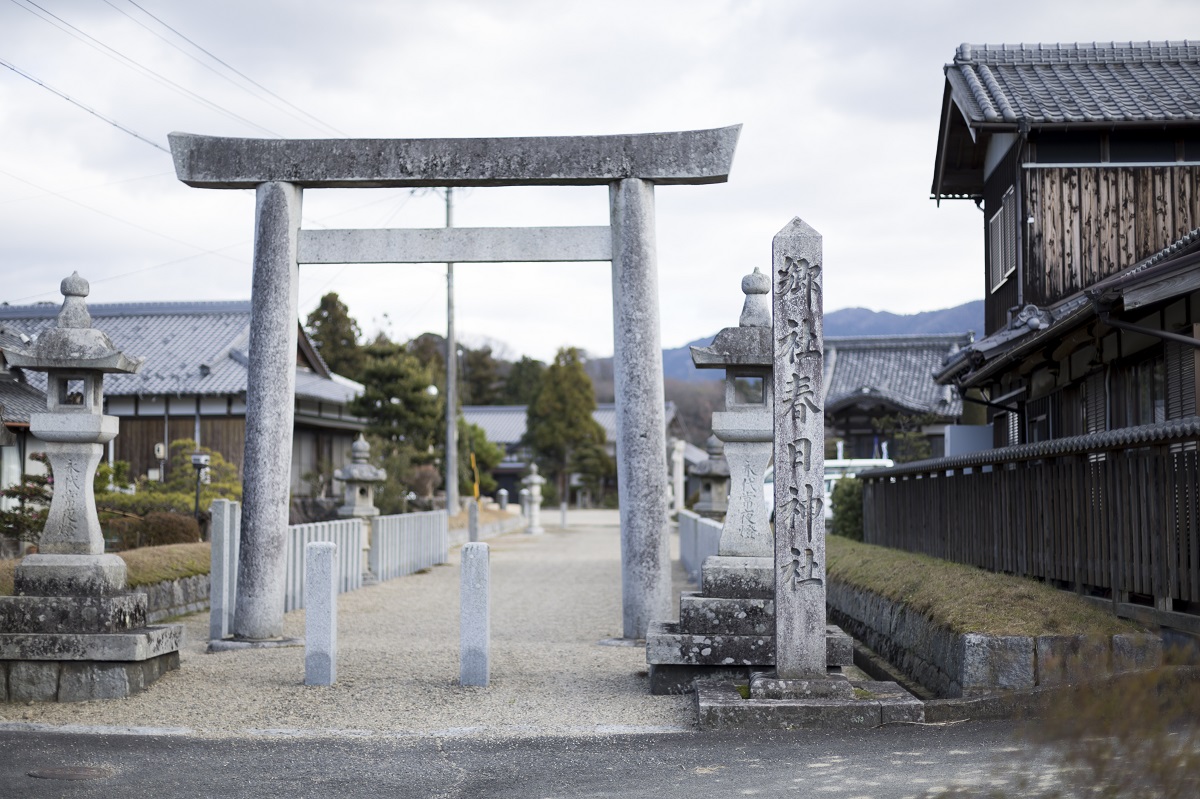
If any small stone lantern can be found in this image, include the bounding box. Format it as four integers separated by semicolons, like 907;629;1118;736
522;463;545;535
691;435;730;519
690;267;775;557
6;272;143;591
0;274;183;702
335;434;386;518
334;434;387;583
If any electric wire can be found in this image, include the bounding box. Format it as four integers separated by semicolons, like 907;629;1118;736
0;56;169;153
7;0;284;137
102;0;346;137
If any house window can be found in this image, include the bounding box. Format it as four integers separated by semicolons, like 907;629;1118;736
1113;355;1165;428
988;187;1017;293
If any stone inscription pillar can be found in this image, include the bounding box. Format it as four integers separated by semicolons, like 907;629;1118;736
609;177;671;640
771;218;826;678
235;181;302;640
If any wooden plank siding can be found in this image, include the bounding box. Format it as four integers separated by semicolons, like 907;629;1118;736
112;416;245;483
861;430;1200;620
1024;166;1200;307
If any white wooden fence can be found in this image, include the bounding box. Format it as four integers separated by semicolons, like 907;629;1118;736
678;509;722;581
370;510;450;581
284;518;364;612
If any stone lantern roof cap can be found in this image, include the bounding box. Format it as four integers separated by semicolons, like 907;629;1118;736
690;267;773;369
2;273;143;375
333;433;386;483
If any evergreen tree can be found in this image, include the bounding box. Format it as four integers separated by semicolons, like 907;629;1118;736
525;347;606;501
457;418;504;497
350;339;443;459
305;293;364;380
502;356;546;405
461;346;502;405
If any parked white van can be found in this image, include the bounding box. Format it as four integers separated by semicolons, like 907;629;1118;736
763;458;894;521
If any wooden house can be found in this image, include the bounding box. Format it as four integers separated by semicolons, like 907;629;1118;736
861;42;1200;633
933;41;1200;445
0;301;366;501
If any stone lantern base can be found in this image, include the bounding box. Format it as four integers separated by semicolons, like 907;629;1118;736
0;561;182;702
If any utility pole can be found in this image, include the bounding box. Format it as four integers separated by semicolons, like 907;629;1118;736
445;188;459;514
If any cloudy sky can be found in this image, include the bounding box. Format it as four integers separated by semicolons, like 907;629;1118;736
1;1;1195;362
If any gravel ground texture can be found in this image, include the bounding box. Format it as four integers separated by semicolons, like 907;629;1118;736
0;510;695;739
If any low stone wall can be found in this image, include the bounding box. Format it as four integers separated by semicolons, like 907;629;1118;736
826;578;1163;698
133;574;210;623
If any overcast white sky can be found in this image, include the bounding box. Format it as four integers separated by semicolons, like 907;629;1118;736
1;1;1196;361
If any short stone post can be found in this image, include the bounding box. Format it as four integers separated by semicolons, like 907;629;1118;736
459;542;490;687
523;464;545;535
497;488;508;511
468;499;479;543
671;439;686;515
209;499;241;641
237;180;302;642
518;488;530;517
771;218;831;682
304;541;338;686
560;501;568;528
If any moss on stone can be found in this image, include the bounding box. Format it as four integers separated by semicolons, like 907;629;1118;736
826;536;1140;638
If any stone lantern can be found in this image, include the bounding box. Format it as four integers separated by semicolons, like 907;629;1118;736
522;463;545;535
690;435;730;519
689;267;774;557
335;434;386;518
0;273;182;701
334;434;386;582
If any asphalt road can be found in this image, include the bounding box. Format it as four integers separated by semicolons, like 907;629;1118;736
0;720;1055;798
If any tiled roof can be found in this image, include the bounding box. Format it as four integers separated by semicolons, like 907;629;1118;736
463;402;678;447
825;334;972;418
0;301;359;406
947;41;1200;126
0;378;46;425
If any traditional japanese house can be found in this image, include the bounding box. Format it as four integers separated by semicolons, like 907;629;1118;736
862;41;1200;634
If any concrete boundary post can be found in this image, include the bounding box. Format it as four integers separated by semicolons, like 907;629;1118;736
460;542;490;687
468;500;479;543
304;541;338;686
236;180;302;641
209;499;241;640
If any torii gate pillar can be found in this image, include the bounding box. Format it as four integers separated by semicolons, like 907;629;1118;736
169;127;740;640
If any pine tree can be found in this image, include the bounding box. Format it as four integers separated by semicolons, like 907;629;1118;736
305;293;364;380
502;356;546;405
525;347;606;501
350;339;443;459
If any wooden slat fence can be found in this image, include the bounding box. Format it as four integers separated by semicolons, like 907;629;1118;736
861;418;1200;622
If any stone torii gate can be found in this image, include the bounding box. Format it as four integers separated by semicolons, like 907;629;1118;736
168;127;741;642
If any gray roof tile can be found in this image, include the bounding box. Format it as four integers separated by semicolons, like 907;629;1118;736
0;301;359;406
825;334;972;418
948;41;1200;126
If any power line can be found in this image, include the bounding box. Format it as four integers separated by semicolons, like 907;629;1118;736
8;0;284;137
109;0;347;137
0;56;169;153
0;171;173;205
0;165;246;262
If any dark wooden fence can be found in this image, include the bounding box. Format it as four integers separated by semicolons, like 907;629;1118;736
861;418;1200;631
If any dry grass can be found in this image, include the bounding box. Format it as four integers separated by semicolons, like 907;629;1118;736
0;542;211;594
447;505;519;530
826;536;1141;637
0;558;13;596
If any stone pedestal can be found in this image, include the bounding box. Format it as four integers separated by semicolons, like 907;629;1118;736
646;555;853;694
523;464;545;535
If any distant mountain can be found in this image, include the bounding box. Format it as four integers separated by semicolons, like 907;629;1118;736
660;300;984;383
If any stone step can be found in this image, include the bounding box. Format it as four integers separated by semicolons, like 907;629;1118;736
0;594;147;634
678;593;774;635
0;624;183;662
700;556;773;599
646;621;852;668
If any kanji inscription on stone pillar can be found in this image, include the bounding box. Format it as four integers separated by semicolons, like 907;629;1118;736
771;218;826;679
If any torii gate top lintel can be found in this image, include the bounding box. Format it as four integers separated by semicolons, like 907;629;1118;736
167;126;741;190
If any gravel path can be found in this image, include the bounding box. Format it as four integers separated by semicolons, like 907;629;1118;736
0;510;696;739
